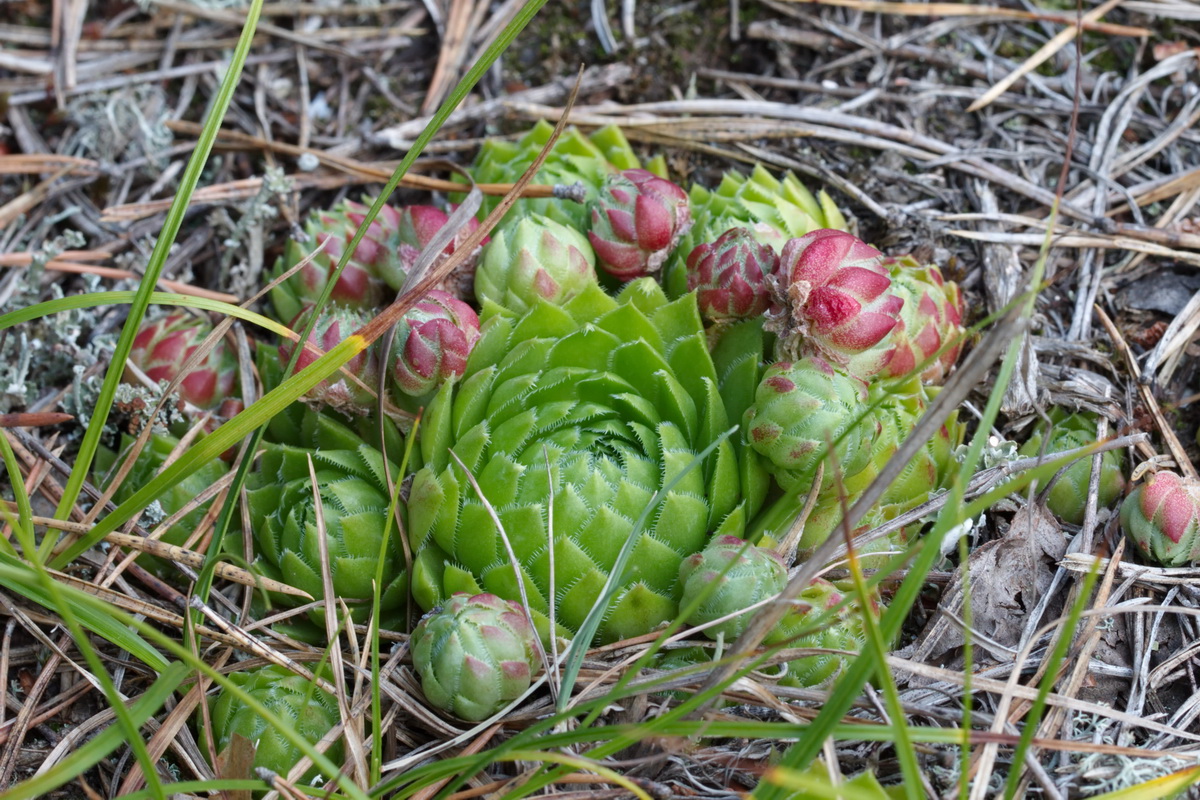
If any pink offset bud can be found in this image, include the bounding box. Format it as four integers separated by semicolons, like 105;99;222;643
1121;471;1200;567
851;255;966;383
129;312;237;409
686;227;780;321
280;306;380;415
391;290;481;397
382;205;486;299
589;169;692;281
772;230;904;376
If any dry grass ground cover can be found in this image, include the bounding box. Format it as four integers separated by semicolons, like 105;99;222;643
2;0;1200;797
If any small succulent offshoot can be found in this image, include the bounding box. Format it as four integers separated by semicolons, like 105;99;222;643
1019;409;1125;525
270;199;392;323
770;230;904;377
389;289;481;399
678;535;787;640
204;664;341;784
743;356;876;492
474;214;598;315
410;592;540;721
1121;470;1200;567
685;227;780;323
128;312;238;410
589;169;692;282
279;305;379;416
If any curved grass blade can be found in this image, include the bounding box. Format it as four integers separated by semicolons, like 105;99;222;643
51;0;265;525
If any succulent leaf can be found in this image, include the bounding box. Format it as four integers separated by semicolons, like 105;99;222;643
588;169;692;281
129;312;237;409
390;290;481;398
1019;410;1125;525
474;214;598;314
1120;470;1200;566
408;280;761;644
204;664;341;783
410;592;540;721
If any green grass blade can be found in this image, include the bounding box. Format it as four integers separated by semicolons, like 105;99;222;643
0;291;292;337
0;661;188;800
1003;561;1101;799
51;0;265;524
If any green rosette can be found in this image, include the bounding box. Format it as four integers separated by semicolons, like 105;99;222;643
464;121;664;231
245;442;406;626
204;664;341;784
767;578;881;688
1019;409;1125;525
406;279;767;644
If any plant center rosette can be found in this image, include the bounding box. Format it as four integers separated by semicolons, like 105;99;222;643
407;279;767;644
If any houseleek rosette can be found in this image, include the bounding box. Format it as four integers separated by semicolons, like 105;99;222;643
466;121;663;231
407;280;767;644
129;312;238;409
204;664;341;783
411;592;540;721
1121;470;1200;566
246;443;407;624
1019;409;1125;525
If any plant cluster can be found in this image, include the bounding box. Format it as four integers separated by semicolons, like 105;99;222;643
111;122;995;781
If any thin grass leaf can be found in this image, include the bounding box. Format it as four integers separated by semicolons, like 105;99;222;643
1086;767;1200;800
0;291;292;338
0;661;188;800
51;0;265;525
1003;560;1102;800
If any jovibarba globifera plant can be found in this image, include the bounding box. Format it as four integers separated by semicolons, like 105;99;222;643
407;279;769;644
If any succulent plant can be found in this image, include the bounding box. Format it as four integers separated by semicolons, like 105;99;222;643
474;214;598;315
767;578;878;688
841;380;964;508
128;312;238;410
466;122;660;231
204;664;341;784
678;536;787;640
270;199;393;323
743;356;876;492
380;204;484;296
389;290;481;398
588;169;692;281
848;254;965;383
664;165;849;298
1020;410;1125;526
410;592;540;721
1120;470;1200;566
407;280;766;644
279;305;380;416
95;433;230;570
771;230;904;376
685;227;780;322
246;443;407;624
